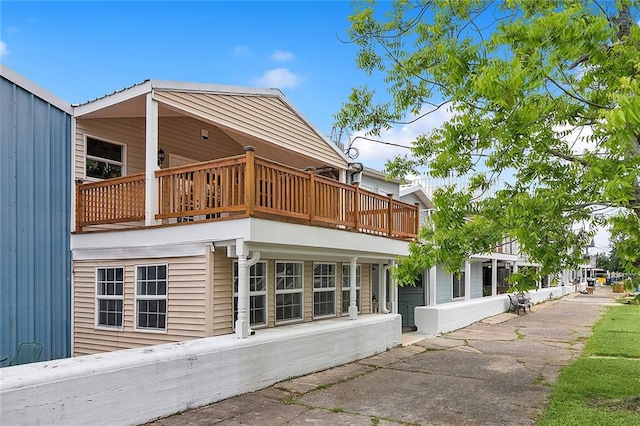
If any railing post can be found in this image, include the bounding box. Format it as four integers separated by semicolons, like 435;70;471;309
244;146;256;216
387;193;394;237
308;172;315;224
353;183;360;232
414;202;420;236
75;179;84;232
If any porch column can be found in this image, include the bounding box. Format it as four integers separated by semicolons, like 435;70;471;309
145;93;160;226
464;261;471;301
428;266;437;307
491;258;498;296
235;252;249;338
348;257;358;320
379;263;390;313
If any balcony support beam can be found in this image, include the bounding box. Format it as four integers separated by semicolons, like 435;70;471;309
145;93;160;226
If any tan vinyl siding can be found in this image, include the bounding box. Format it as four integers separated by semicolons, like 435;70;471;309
304;262;313;322
153;91;346;169
212;250;233;336
75;118;146;180
73;256;207;356
75;116;247;181
361;264;371;314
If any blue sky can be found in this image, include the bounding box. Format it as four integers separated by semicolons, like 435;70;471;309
0;1;614;252
1;1;411;168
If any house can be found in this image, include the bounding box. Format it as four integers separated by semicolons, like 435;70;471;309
1;66;73;362
397;183;586;335
70;79;420;355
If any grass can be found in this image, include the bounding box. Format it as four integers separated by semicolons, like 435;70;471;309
538;304;640;425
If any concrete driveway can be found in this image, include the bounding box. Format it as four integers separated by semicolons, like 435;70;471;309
147;288;616;425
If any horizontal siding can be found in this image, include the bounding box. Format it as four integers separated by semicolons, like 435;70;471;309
436;264;452;304
73;256;207;355
154;91;346;169
212;251;233;336
470;262;484;299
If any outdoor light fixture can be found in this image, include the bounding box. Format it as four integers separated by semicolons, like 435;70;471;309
157;148;165;166
201;128;209;140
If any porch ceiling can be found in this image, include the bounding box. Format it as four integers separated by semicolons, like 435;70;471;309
75;91;348;171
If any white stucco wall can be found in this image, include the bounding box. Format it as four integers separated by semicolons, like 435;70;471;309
415;285;582;336
0;314;401;426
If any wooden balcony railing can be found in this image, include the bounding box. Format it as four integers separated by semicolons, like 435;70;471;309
76;150;419;239
76;173;145;229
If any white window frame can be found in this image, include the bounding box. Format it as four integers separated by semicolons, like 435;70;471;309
341;263;362;315
452;271;465;300
95;266;125;329
135;264;168;333
233;261;268;328
313;263;336;319
84;135;127;181
275;261;304;324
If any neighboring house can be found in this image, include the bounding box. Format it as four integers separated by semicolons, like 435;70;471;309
1;66;73;361
398;182;585;335
70;79;419;355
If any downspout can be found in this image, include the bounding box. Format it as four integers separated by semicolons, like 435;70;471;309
380;263;391;314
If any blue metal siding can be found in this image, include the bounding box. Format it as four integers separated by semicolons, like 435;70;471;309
1;76;72;362
470;262;484;299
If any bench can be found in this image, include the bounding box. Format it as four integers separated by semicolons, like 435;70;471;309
508;294;532;315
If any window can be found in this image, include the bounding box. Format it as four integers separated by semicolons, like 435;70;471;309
453;271;466;299
96;267;124;328
341;264;361;315
86;137;124;179
275;262;303;323
313;263;336;318
136;264;167;331
233;261;267;327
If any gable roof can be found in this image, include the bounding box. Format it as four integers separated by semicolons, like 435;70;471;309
400;184;435;209
74;80;348;169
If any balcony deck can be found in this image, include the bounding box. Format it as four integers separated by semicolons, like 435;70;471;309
75;151;419;240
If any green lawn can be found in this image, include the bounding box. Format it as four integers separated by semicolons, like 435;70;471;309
538;305;640;425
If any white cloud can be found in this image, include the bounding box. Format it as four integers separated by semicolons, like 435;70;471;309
254;68;301;89
232;45;251;56
270;50;294;62
0;41;7;57
6;25;19;35
348;104;454;171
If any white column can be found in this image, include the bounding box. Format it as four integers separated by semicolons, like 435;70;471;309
464;261;471;301
389;260;397;313
428;266;437;306
348;257;358;320
491;258;498;296
235;240;250;338
144;92;160;226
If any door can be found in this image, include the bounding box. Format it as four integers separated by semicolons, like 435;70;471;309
398;273;425;330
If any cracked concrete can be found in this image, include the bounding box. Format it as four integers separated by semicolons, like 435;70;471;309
146;288;616;425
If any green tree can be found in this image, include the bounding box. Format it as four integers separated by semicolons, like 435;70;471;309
337;0;640;284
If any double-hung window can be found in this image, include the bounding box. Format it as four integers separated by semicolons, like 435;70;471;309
233;261;267;327
452;271;465;299
275;262;303;323
96;267;124;328
341;264;361;315
136;264;167;331
86;136;125;180
313;263;336;318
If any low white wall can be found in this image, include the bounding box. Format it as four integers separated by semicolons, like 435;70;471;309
0;314;401;426
415;285;577;336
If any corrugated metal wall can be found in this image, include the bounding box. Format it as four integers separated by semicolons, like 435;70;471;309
1;76;72;361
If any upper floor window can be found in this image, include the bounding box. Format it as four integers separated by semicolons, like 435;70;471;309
86;137;125;179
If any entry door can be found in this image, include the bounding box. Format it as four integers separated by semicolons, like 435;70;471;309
398;274;425;329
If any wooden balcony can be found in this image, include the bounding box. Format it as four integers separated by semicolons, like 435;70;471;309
76;150;419;240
